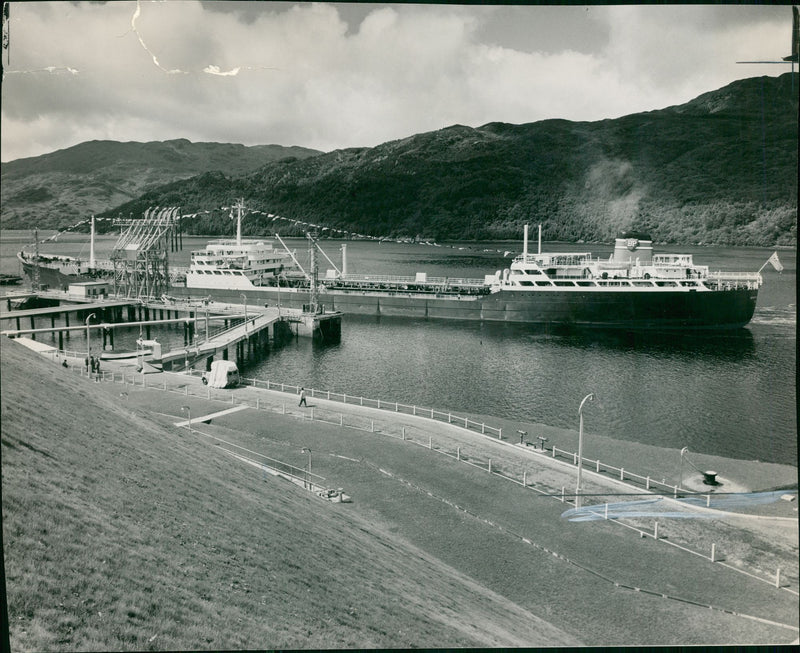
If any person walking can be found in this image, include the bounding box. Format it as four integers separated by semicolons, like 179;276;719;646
299;387;307;407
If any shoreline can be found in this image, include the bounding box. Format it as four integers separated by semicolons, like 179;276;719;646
48;343;800;496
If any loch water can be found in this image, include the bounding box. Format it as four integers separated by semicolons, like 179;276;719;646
2;232;796;465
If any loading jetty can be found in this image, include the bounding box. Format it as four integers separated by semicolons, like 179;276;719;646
0;285;341;371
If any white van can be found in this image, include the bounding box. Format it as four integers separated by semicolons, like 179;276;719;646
202;360;239;388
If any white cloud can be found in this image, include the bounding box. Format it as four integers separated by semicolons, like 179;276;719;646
1;2;792;162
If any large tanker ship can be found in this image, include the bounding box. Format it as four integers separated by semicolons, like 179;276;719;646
17;209;766;329
169;225;763;329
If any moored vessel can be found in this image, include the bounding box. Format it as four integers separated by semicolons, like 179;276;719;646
177;224;765;329
17;217;114;290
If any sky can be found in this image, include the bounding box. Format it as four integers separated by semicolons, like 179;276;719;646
0;1;795;162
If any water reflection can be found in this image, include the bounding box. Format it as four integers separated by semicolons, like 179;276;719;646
354;315;757;362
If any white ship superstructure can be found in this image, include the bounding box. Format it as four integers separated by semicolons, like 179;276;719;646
496;227;761;293
185;200;292;291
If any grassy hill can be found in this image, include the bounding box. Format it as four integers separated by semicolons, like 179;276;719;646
0;338;577;650
0;140;320;230
100;74;797;246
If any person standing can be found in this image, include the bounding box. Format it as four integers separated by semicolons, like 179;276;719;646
299;387;307;407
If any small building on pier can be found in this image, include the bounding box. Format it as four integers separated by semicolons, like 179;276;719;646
68;281;110;299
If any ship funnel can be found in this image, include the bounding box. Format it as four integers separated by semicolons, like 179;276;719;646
612;232;653;265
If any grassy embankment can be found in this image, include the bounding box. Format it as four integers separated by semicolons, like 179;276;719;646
0;338;578;650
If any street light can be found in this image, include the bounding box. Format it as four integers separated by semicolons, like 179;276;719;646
301;447;312;490
240;293;248;336
181;405;191;433
575;392;595;509
85;313;96;371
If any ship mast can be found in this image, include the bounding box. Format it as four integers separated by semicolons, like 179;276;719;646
233;198;246;246
32;228;40;291
89;215;96;269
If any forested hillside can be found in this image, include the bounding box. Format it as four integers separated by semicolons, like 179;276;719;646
4;74;797;246
0;140;320;229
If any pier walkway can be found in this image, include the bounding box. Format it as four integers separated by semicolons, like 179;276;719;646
158;306;298;371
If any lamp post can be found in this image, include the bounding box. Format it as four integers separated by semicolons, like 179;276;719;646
240;293;248;337
181;406;191;433
85;313;96;371
301;447;312;490
679;447;689;490
575;392;595;509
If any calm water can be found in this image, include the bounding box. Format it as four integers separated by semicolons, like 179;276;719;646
2;231;796;465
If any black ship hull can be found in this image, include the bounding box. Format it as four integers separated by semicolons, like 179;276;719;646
172;285;759;330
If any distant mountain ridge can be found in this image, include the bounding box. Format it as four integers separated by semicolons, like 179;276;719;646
2;74;797;246
0;139;321;228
